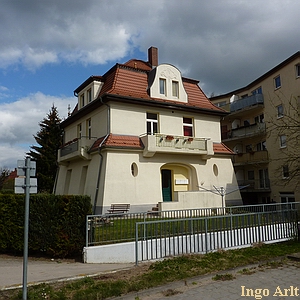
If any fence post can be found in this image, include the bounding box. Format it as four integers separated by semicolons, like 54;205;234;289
297;222;300;242
205;218;208;254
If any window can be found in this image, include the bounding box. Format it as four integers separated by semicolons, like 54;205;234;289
274;75;281;89
77;124;82;138
296;64;300;77
280;192;295;203
183;117;193;136
172;81;179;98
254;114;264;123
131;163;138;177
80;94;85;107
146;113;158;135
259;169;269;188
216;101;227;107
159;78;166;95
248;170;255;180
282;165;289;178
256;141;266;151
87;88;92;103
277;104;283;118
279;135;286;148
252;86;262;95
86;119;91;139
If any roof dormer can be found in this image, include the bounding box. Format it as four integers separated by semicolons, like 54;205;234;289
148;64;188;103
74;76;103;110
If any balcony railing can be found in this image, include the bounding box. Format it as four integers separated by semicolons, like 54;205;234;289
233;150;269;165
230;94;264;113
140;133;213;157
223;122;266;141
58;137;94;163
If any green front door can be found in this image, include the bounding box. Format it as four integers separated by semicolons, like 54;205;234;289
161;169;172;202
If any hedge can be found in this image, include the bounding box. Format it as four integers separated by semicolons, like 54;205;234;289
0;194;92;258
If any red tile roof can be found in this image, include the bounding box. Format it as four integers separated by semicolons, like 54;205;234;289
96;60;225;114
213;143;234;155
90;134;144;152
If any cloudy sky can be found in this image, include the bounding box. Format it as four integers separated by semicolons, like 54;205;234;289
1;0;299;170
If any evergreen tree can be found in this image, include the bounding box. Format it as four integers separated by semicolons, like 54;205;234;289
28;105;63;193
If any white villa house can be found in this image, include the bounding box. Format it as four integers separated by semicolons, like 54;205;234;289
54;47;242;214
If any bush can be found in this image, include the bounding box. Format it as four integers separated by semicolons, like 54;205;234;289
0;194;92;258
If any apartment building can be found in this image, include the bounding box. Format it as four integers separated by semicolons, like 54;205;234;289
55;47;241;214
210;52;300;204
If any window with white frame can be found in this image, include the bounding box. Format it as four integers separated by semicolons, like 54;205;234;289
87;88;92;103
159;78;166;95
282;165;289;178
172;81;179;98
80;94;85;107
277;104;284;118
183;117;193;136
274;75;281;89
146;113;158;135
279;135;287;148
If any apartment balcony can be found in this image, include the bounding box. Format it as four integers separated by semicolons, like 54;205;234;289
223;122;266;141
230;94;264;113
233;150;269;166
238;179;271;193
58;137;94;163
140;133;213;158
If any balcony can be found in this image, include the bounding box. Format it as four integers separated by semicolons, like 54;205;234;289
233;150;269;166
140;133;213;158
58;137;94;163
230;94;264;113
223;122;266;141
238;179;271;193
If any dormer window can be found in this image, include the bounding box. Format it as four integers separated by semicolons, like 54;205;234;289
80;94;85;108
172;81;179;98
159;78;166;95
149;64;188;103
87;88;92;103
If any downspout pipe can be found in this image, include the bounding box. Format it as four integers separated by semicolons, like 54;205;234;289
93;97;110;215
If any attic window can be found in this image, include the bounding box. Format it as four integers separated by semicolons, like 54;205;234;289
172;81;179;98
80;94;85;107
87;88;92;103
159;78;166;95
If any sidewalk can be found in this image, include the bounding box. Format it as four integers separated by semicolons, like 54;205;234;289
0;255;133;290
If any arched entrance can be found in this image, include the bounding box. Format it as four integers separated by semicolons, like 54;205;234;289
161;164;192;202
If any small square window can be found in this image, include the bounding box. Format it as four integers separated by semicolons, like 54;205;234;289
277;105;284;118
282;165;289;178
172;81;179;98
279;135;286;148
159;78;166;95
274;75;281;89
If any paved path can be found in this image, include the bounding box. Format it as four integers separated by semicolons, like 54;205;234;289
115;258;300;300
0;255;133;290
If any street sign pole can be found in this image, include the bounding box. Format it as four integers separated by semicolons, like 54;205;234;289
22;157;31;300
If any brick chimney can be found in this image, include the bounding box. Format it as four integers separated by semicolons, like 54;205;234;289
148;46;158;67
